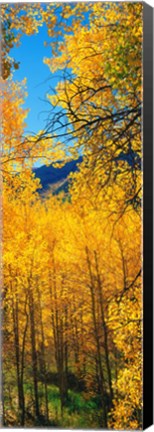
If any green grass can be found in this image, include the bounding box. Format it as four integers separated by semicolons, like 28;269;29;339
46;385;99;428
4;381;101;428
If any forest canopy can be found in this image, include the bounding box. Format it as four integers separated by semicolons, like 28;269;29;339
1;2;142;429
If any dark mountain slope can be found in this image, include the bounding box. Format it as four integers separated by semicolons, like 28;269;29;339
33;156;82;194
33;150;139;196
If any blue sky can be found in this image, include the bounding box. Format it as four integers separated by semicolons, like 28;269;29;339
10;5;90;137
11;24;60;135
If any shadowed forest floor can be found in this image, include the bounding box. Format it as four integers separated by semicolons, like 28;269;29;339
4;382;102;428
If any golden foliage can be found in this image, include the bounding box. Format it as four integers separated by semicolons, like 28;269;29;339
2;3;142;429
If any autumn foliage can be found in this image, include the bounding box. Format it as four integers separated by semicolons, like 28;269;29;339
2;2;142;429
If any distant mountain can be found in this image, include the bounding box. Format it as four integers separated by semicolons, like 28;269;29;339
33;156;82;195
33;150;140;197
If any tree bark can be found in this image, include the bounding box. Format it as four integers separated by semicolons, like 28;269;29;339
85;247;107;428
10;278;25;426
28;285;40;420
37;284;49;423
94;251;114;404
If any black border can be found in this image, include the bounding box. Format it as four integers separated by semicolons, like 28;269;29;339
143;2;153;429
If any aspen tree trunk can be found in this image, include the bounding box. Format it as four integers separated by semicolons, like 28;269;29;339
20;294;29;426
80;306;86;375
114;345;118;397
11;283;25;426
58;283;68;417
64;306;68;376
72;295;80;366
85;247;108;428
36;285;49;422
52;258;64;416
49;270;58;367
58;317;64;418
94;251;114;404
70;309;78;364
49;261;68;418
28;287;40;420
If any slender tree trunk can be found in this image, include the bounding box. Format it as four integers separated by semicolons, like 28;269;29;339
49;260;68;418
80;307;86;374
64;306;68;376
73;295;80;367
36;284;49;423
28;286;40;420
20;292;29;426
85;247;107;428
94;251;114;404
11;282;25;426
49;270;58;367
59;280;68;417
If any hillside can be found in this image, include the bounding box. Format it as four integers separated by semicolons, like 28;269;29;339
33;156;82;195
